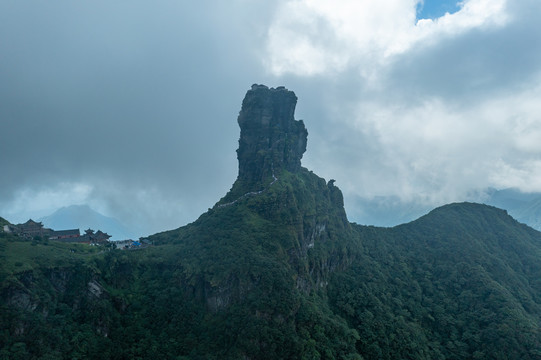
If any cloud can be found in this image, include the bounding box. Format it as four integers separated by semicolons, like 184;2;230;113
266;0;508;78
0;1;275;233
268;0;541;210
326;79;541;201
2;0;541;233
0;183;94;223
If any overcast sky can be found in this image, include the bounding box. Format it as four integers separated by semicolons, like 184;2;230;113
2;0;541;235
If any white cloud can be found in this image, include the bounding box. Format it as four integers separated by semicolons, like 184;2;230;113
307;76;541;205
266;0;509;77
491;159;541;192
416;0;508;33
264;0;541;211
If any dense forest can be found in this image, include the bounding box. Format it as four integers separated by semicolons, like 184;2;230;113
2;85;541;359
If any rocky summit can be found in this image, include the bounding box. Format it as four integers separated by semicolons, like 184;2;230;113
237;84;308;186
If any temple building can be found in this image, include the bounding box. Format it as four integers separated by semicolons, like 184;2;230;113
10;219;52;238
7;219;111;244
48;229;81;241
79;229;112;244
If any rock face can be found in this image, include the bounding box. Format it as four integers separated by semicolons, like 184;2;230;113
211;85;352;295
236;84;308;186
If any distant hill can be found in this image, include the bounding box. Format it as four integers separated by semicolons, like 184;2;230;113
349;188;541;231
39;205;136;240
335;202;541;359
485;188;541;230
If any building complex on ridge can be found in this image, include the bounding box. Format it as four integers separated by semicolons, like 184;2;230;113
3;219;111;244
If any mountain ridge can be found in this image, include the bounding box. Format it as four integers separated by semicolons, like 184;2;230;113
338;202;541;358
2;85;541;359
349;188;541;231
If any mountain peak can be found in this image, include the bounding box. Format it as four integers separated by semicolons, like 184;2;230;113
40;204;136;240
236;84;307;186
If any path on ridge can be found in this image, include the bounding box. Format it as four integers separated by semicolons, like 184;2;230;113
216;165;278;209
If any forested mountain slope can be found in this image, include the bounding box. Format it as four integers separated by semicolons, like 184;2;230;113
2;85;541;359
331;203;541;359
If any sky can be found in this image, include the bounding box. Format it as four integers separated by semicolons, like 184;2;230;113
1;0;541;235
417;0;461;19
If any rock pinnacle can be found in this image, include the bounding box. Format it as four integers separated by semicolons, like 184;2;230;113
236;84;308;186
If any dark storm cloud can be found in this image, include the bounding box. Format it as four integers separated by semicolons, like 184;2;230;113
0;1;280;233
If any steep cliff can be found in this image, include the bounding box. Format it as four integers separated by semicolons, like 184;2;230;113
149;85;357;309
236;84;307;187
197;85;353;292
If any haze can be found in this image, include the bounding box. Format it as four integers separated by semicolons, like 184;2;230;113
1;0;541;236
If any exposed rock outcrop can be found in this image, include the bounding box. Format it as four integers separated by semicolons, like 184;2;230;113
236;84;308;186
210;85;353;296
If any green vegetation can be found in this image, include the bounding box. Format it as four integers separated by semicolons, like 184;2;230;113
2;174;541;359
0;217;9;227
329;203;541;359
0;236;101;276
